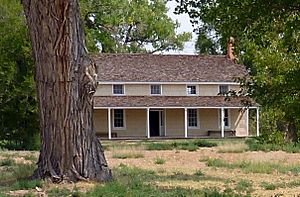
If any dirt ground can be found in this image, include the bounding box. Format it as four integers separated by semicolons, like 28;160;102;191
105;142;300;196
2;141;300;196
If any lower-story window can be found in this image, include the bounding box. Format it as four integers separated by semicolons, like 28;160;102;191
188;109;198;128
113;109;125;129
224;109;229;127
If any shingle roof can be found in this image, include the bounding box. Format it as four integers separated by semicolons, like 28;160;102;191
92;54;247;82
94;96;254;108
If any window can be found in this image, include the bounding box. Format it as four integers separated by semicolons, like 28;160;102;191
188;109;198;127
187;85;196;95
219;85;229;94
113;109;125;128
224;109;229;127
150;85;161;95
113;84;124;95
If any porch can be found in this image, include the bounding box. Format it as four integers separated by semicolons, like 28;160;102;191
93;107;259;139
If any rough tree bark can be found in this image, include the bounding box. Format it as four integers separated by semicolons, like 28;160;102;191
22;0;112;182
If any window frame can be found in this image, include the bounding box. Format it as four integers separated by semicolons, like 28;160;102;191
218;108;231;129
186;85;197;95
187;109;200;129
112;84;125;95
219;85;229;95
150;84;162;95
112;109;126;130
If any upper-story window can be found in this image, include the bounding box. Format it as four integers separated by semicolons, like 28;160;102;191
186;85;197;95
113;84;124;95
150;85;161;95
219;85;229;94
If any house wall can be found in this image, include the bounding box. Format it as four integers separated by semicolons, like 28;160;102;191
112;109;147;137
94;109;108;136
165;109;185;136
95;84;241;96
230;109;248;136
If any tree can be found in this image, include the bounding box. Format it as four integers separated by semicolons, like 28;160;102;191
175;0;300;141
22;0;112;181
80;0;192;53
195;32;219;55
0;0;39;150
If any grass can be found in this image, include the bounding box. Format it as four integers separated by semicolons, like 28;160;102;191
11;179;42;190
0;163;36;185
235;179;253;194
154;157;166;165
246;138;300;153
204;158;300;174
85;165;248;197
112;152;144;159
194;169;205;176
217;143;247;153
261;182;277;190
145;139;217;151
0;158;15;166
24;154;37;162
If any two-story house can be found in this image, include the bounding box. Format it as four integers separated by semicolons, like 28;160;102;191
92;53;259;139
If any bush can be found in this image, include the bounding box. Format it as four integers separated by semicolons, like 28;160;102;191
246;133;300;153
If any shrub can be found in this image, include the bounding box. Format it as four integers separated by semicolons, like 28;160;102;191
154;157;166;165
194;140;217;147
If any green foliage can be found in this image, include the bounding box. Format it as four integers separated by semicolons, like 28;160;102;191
175;0;300;140
80;0;191;53
246;136;300;153
0;0;39;150
145;140;217;151
194;139;218;147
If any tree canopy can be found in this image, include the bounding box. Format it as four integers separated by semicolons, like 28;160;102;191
81;0;192;53
0;0;39;150
176;0;300;140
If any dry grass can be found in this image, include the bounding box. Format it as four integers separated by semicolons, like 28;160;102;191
2;139;300;196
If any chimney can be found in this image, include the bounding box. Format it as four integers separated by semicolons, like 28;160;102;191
227;37;235;60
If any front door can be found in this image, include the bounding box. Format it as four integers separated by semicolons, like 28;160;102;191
150;111;160;136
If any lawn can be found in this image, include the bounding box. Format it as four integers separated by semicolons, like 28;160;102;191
1;138;300;196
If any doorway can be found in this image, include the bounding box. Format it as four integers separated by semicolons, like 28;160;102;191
149;110;165;137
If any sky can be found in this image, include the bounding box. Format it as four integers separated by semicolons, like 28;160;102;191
165;1;197;55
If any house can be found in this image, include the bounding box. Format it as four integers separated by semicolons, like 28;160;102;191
92;53;259;139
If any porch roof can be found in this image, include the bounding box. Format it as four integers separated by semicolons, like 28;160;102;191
93;96;257;108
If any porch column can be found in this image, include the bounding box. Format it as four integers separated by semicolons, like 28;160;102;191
184;108;188;138
221;108;225;138
108;108;111;140
256;107;260;136
146;108;150;138
246;108;249;136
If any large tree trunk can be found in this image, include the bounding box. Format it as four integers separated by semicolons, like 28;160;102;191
22;0;112;182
